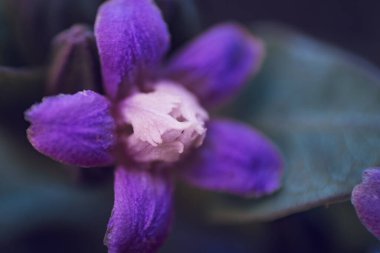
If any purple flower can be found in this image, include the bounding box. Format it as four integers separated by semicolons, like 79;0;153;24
352;168;380;240
25;0;283;252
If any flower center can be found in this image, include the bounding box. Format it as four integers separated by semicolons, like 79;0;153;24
119;81;208;163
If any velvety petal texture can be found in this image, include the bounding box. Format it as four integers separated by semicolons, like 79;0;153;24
25;91;116;167
180;119;283;197
105;167;173;253
165;23;264;108
352;168;380;240
95;0;170;99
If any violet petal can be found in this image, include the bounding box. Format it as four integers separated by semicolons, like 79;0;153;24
105;167;173;253
352;168;380;240
180;119;283;197
165;23;264;108
95;0;170;99
25;91;116;167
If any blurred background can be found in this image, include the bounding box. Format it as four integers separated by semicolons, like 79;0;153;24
198;0;380;66
1;0;380;252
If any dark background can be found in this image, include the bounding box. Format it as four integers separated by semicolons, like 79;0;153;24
197;0;380;66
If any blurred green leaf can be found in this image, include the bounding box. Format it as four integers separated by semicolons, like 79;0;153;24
210;23;380;222
0;128;113;248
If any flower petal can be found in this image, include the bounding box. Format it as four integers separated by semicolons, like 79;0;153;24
165;23;264;108
25;91;116;167
180;119;283;197
95;0;170;99
105;167;173;253
352;168;380;240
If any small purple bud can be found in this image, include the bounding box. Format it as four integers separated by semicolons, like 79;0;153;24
47;25;102;95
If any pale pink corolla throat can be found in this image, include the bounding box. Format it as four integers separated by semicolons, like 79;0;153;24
119;81;209;163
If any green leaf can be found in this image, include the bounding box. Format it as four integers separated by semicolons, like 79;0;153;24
210;23;380;222
0;128;113;246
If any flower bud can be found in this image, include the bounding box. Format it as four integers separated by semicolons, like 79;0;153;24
47;25;102;95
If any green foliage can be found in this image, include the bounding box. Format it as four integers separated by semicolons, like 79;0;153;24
211;23;380;222
0;128;113;252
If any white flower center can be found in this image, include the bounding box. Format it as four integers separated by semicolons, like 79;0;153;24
119;81;208;163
